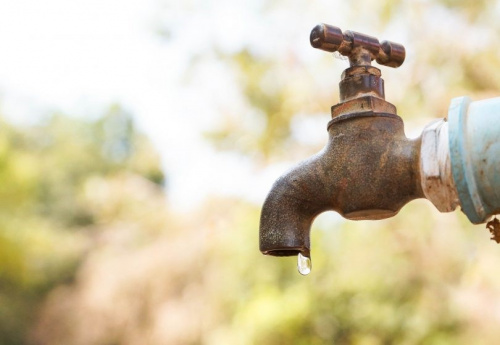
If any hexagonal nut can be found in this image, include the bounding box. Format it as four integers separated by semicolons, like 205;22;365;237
331;95;397;118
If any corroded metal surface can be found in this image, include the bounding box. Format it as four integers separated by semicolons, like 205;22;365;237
419;120;460;212
260;114;423;257
310;23;405;68
487;217;500;243
339;70;385;101
333;65;396;118
331;96;396;118
260;24;421;257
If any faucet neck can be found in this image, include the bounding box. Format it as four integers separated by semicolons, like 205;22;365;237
330;66;398;125
339;66;385;102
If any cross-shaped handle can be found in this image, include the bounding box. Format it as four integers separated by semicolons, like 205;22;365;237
310;23;405;68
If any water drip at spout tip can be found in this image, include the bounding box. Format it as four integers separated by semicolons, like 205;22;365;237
297;253;312;275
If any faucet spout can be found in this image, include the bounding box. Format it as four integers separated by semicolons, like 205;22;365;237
259;150;333;257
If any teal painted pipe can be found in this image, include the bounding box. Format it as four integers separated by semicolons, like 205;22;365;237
448;96;500;223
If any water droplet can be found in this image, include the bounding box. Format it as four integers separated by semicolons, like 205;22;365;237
297;253;312;275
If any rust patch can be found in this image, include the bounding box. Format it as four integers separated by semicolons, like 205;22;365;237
310;23;405;68
487;217;500;243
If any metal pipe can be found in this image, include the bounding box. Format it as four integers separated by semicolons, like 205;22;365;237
448;96;500;223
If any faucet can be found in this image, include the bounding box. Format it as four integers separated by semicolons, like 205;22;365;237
259;23;500;273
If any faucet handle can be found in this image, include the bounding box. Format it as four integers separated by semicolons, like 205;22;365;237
310;23;405;68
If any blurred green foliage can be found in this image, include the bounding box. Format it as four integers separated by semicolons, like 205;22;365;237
0;107;164;345
191;200;484;345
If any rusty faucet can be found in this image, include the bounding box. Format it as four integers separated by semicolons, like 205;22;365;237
260;24;450;274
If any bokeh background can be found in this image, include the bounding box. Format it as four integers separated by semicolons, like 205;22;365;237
0;0;500;344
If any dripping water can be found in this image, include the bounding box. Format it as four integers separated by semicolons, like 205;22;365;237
297;252;312;275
